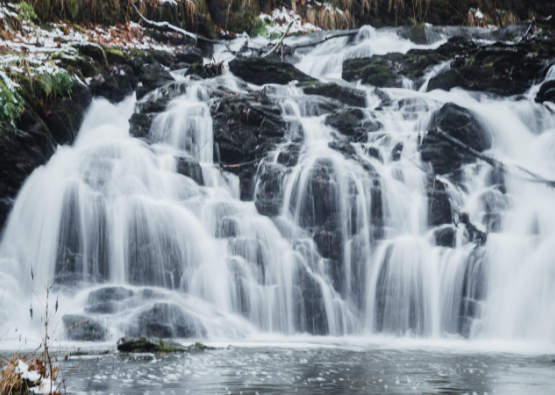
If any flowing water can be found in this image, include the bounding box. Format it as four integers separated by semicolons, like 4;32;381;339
1;26;555;393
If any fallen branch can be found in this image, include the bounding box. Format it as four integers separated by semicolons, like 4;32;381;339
262;20;294;58
131;3;218;45
431;127;555;188
291;30;359;50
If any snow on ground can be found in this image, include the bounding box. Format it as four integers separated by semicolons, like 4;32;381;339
258;7;320;36
0;2;193;78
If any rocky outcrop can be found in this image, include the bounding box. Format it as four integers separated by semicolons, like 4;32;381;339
420;103;491;178
0;45;201;231
228;57;315;85
325;107;382;142
126;303;206;338
62;314;107;341
342;35;554;96
300;81;367;108
536;80;555;104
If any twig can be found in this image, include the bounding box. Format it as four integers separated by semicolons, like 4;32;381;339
431;127;555;188
131;3;218;45
290;30;359;50
262;20;294;58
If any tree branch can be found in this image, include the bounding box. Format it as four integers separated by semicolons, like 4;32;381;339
290;30;359;50
131;3;219;45
431;127;555;188
262;20;294;58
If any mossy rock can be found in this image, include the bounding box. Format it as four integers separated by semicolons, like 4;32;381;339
51;52;99;78
105;47;127;64
117;337;187;353
73;43;107;66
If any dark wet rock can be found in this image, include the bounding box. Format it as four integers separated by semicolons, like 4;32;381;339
342;53;404;87
175;48;204;65
343;36;553;94
428;39;552;96
186;61;224;79
427;178;452;227
73;43;107;65
85;287;134;314
0;123;56;229
176;156;204;185
420;103;491;178
391;142;404;161
211;90;287;200
254;162;285;217
434;225;457;247
88;287;134;303
325;107;381;142
276;143;302;167
117;337;186;353
328;140;356;159
295;265;328;335
51;52;99;79
46;81;93;146
228;57;315;85
536;80;555;104
296;158;339;229
129;112;154;139
126;303;206;338
89;66;136;103
136;62;175;99
300;81;367;107
313;219;343;261
63;314;107;341
364;146;384;163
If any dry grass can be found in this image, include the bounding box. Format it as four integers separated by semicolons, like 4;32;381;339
0;355;60;395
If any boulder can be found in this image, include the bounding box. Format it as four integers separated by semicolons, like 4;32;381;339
433;225;457;247
325;107;381;142
117;337;186;353
176;156;204;185
427;179;452;227
89;65;136;103
420;103;491;178
342;54;404;87
85;287;134;314
301;81;367;108
428;40;551;96
126;303;206;338
136;62;175;99
254;162;285;217
228;57;315;85
62;314;107;341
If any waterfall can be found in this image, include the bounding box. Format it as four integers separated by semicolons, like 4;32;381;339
1;25;555;348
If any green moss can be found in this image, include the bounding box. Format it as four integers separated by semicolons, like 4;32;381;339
117;337;187;353
105;47;127;64
0;75;25;128
18;1;39;22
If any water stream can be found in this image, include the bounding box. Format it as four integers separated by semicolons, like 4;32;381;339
1;24;555;393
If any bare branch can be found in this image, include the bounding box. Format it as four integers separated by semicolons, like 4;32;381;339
262;20;294;58
131;3;218;45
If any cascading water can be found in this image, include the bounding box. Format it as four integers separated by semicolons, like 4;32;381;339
1;24;555;351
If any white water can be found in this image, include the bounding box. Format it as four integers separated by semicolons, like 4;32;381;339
1;26;555;353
